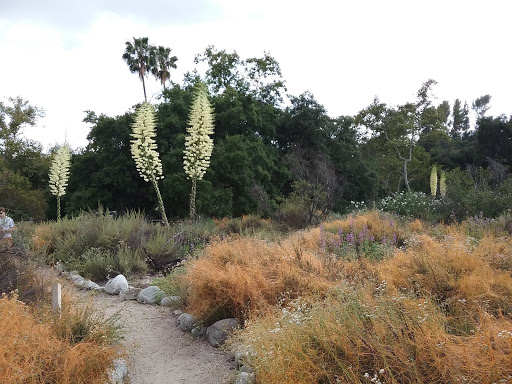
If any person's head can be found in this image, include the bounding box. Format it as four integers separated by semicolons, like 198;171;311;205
0;207;6;217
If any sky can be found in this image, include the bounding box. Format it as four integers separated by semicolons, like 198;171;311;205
1;0;510;151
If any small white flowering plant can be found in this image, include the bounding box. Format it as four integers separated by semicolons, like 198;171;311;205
130;102;169;227
49;144;71;220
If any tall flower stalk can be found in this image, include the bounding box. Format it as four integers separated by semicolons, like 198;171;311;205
49;144;71;220
439;170;447;197
183;82;215;218
130;102;169;227
430;165;438;197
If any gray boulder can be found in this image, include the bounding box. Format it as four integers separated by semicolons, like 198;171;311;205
178;313;198;332
234;372;255;384
104;275;129;295
108;358;128;384
137;286;163;304
206;318;240;347
83;280;101;290
70;274;85;288
119;287;141;301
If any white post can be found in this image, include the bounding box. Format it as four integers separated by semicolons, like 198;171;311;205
52;282;61;314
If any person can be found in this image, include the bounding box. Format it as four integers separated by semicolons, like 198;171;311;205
0;207;15;247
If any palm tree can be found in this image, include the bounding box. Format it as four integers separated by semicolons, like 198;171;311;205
151;46;178;89
122;37;155;102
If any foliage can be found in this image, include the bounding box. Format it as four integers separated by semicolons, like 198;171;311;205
0;295;120;384
224;214;512;384
41;211;219;279
181;234;339;324
446;167;512;220
378;191;451;222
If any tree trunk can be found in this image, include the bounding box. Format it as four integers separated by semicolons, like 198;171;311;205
142;77;147;102
403;158;410;192
57;197;61;221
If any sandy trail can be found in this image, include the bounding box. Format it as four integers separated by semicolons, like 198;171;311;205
61;277;235;384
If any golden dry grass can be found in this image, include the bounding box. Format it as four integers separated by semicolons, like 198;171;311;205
0;295;118;384
182;212;512;384
182;233;340;323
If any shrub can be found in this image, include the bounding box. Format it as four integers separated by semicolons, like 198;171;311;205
378;191;451;222
446;168;512;220
230;286;512;384
378;231;512;334
0;295;120;384
319;211;405;261
182;235;337;324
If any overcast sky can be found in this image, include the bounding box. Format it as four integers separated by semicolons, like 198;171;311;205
1;0;510;151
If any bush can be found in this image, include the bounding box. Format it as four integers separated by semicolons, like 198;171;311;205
378;191;451;222
0;295;120;384
446;168;512;220
319;211;406;261
230;286;512;384
182;234;338;324
41;212;219;278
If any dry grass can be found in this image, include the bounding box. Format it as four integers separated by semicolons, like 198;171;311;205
378;230;512;333
232;286;512;384
182;212;512;384
182;234;338;324
0;295;119;384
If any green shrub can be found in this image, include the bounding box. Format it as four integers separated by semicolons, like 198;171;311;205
378;191;451;222
446;168;512;220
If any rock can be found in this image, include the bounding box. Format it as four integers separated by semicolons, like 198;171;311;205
70;274;85;288
173;309;183;316
178;313;198;332
137;286;163;304
108;358;128;384
160;295;181;307
104;275;129;295
191;326;207;337
240;365;254;374
54;263;65;274
206;318;240;348
83;280;101;290
119;287;141;301
234;372;255;384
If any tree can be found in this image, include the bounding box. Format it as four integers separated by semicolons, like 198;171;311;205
0;97;48;220
122;37;155;102
472;94;492;120
49;144;71;220
183;82;215;218
151;46;178;89
357;80;440;192
130;102;169;226
194;45;243;95
0;96;44;158
476;115;512;169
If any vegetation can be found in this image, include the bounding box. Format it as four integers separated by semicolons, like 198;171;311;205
0;224;122;384
1;38;512;383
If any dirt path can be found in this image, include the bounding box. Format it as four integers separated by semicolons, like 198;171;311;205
61;277;236;384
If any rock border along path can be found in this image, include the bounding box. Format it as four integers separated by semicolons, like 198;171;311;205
58;271;236;384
